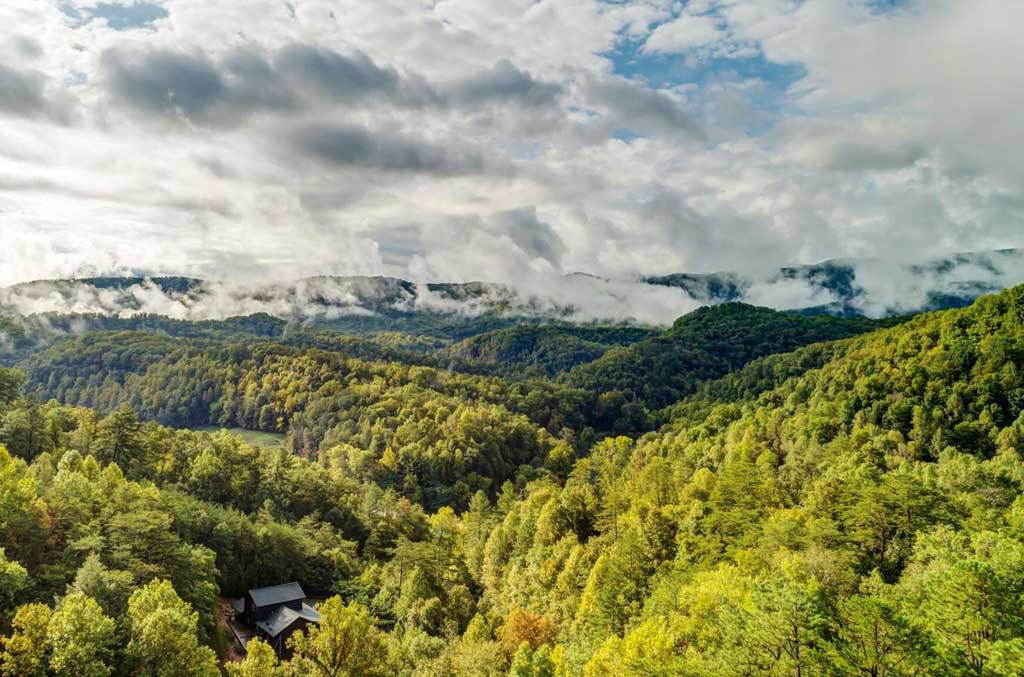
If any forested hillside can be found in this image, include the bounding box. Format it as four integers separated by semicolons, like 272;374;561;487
444;325;657;378
2;288;1024;675
16;334;588;510
473;285;1024;675
14;303;887;442
562;304;889;428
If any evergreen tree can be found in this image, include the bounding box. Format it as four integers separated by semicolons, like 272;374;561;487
95;403;143;469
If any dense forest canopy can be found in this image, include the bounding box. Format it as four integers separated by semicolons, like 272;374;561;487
2;288;1024;675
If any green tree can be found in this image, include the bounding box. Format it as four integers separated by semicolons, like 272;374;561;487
0;603;51;677
726;573;828;677
228;638;283;676
95;403;142;469
0;400;46;460
825;573;932;676
46;592;115;677
287;597;390;677
574;531;648;639
0;548;28;610
68;553;136;618
908;530;1024;675
462;490;497;580
0;368;23;409
125;579;220;677
508;643;556;677
985;639;1024;677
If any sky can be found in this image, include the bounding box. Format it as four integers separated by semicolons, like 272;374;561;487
0;0;1022;289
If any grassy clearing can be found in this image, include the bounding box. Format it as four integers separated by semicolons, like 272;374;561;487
192;425;286;448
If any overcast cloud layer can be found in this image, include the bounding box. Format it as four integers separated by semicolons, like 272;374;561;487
0;0;1022;295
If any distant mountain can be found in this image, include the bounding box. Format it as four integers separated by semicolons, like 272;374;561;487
1;249;1021;331
0;275;523;323
647;248;1023;316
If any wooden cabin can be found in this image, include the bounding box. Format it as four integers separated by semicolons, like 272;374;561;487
230;582;321;657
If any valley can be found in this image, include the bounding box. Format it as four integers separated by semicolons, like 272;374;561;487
2;284;1024;674
3;2;1021;674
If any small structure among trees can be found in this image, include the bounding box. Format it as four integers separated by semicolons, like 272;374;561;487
230;582;321;657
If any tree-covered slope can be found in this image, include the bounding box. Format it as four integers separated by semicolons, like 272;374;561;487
561;303;889;429
3;286;1024;675
17;333;595;509
17;303;888;446
0;374;437;675
470;284;1024;675
444;324;657;378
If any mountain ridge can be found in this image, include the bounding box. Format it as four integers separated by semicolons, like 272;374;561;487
1;249;1021;328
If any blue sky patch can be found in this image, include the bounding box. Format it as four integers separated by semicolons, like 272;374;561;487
603;36;806;137
90;2;168;30
867;0;912;12
62;2;169;30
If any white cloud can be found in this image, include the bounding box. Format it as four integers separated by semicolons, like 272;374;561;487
643;13;723;54
0;0;1019;307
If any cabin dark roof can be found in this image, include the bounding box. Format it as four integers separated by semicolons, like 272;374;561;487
256;603;321;637
247;582;306;608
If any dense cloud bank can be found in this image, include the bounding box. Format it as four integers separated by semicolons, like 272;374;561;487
1;250;1020;327
652;249;1024;318
0;274;699;326
0;1;1021;291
